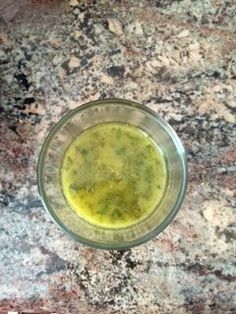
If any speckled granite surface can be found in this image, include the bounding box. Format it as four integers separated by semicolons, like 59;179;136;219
0;0;236;313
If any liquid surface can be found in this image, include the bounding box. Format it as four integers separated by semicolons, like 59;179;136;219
61;123;167;228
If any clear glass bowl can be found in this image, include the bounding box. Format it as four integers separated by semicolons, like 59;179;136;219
37;99;187;249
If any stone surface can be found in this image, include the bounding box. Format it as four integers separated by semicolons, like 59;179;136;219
0;0;236;313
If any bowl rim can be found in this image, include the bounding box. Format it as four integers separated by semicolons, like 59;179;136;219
37;98;188;250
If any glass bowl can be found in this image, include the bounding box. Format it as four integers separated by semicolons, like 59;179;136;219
37;99;187;250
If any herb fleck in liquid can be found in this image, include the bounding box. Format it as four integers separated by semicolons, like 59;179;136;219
61;123;167;228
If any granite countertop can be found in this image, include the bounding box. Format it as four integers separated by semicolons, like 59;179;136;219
0;0;236;313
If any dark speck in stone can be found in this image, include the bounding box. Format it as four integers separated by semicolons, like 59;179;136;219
100;91;107;98
107;65;125;78
110;250;126;265
14;73;30;90
0;194;10;206
186;126;196;136
15;105;26;110
209;303;217;309
221;224;236;242
125;255;140;269
201;15;209;24
17;60;26;70
20;112;28;119
61;60;69;71
37;253;69;277
187;12;198;23
8;125;18;134
80;12;91;29
21;48;32;61
0;59;9;65
24;97;35;105
212;70;220;78
86;51;95;59
109;48;122;56
80;57;88;67
32;115;41;125
80;44;87;50
110;250;140;269
77;5;86;13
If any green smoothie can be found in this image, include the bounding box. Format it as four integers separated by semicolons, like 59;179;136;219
61;123;167;228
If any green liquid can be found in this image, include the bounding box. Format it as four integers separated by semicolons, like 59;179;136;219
61;123;167;228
